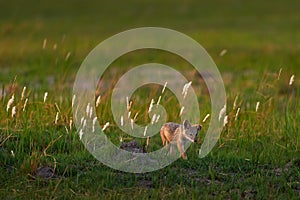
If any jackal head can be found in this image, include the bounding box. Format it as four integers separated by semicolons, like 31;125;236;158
183;120;202;142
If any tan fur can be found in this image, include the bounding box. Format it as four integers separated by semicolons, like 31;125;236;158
160;120;202;159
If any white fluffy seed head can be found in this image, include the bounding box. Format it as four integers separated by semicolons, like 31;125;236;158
148;99;155;113
11;106;16;118
80;117;85;126
93;117;98;126
143;126;148;136
162;82;168;94
21;87;26;101
219;49;228;57
69;119;73;131
86;103;90;116
11;150;15;157
219;105;227;122
256;102;260;112
128;111;131;118
65;52;71;61
92;117;98;132
83;119;87;129
23;98;28;112
130;119;134;130
6;94;15;112
72;95;76;108
233;95;239;110
43;38;47;49
43;92;48;103
126;96;131;111
235;108;240;121
126;96;129;108
120;116;124;126
79;129;84;140
182;81;192;99
55;112;59;124
102;122;110;131
151;114;157;124
146;137;150;147
289;75;295;86
89;107;93;118
223;115;228;127
155;115;160;123
133;112;139;121
156;96;162;106
277;68;282;80
96;96;101;107
203;114;210;123
179;106;185;116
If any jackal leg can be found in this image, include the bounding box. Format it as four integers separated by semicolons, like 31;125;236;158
160;129;167;146
177;142;187;159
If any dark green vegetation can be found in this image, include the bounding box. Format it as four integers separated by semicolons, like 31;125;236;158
0;0;299;199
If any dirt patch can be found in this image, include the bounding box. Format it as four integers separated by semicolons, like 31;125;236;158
271;162;292;177
35;166;58;179
120;140;146;153
138;180;152;188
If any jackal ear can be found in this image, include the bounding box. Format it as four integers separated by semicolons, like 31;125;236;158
183;120;191;129
197;125;202;131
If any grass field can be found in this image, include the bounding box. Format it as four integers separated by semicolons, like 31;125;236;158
1;0;300;199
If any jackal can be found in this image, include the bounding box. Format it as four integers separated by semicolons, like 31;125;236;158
160;120;202;159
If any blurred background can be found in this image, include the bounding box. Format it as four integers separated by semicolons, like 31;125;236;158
1;0;299;93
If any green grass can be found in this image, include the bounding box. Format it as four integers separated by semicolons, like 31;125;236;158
1;0;300;199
